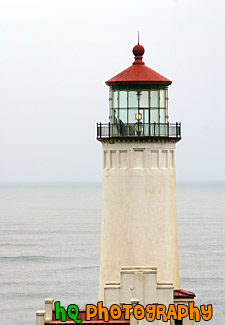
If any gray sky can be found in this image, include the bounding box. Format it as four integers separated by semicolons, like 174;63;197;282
0;0;224;182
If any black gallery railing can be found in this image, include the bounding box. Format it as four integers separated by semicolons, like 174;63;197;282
97;122;181;139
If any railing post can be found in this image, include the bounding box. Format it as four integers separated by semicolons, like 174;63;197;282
176;122;178;138
108;122;110;138
100;122;102;138
179;122;181;137
154;122;156;136
167;122;169;137
45;298;54;321
36;311;45;325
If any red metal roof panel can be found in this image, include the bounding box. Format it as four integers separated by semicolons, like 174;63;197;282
174;289;196;299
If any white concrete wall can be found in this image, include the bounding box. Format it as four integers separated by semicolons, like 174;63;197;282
104;266;160;306
99;141;179;301
157;282;174;325
104;266;174;325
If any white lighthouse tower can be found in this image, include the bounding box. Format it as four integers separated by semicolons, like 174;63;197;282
97;42;181;301
35;41;197;325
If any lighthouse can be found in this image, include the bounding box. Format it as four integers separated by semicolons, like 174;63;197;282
97;42;181;301
35;40;198;325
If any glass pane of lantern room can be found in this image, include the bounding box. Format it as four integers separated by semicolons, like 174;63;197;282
143;109;149;135
113;91;118;108
112;109;118;124
160;90;166;108
119;91;127;108
151;109;159;123
128;91;138;108
140;91;149;108
143;109;149;123
165;89;168;115
150;90;158;108
128;109;137;123
119;109;127;123
138;109;144;122
109;89;113;123
160;109;166;123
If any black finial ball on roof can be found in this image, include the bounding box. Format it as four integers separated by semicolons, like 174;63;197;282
133;44;145;57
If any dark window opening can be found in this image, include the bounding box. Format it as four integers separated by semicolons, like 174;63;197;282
175;320;183;325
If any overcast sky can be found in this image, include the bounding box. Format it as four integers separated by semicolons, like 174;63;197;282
0;0;224;182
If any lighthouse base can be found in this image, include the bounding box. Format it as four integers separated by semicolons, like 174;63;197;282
104;266;195;325
35;266;195;325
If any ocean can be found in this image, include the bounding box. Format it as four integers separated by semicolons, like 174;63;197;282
0;182;224;324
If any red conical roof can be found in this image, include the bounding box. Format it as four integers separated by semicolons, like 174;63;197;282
106;43;172;86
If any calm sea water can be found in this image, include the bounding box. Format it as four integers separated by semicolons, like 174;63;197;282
0;182;224;324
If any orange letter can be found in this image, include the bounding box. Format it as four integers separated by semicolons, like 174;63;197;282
122;304;132;320
110;304;122;320
189;302;200;322
98;301;109;322
177;304;189;320
86;304;97;321
167;304;177;320
201;304;213;321
156;305;167;321
145;305;156;322
133;305;145;320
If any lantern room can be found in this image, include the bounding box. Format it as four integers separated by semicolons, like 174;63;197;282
109;87;168;124
97;43;181;140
